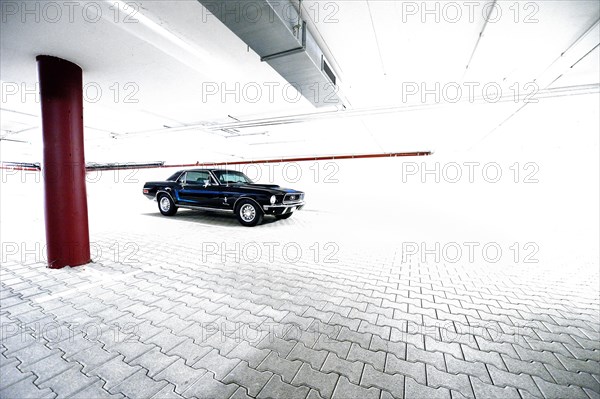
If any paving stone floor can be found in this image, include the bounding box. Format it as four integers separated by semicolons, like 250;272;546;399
1;207;599;398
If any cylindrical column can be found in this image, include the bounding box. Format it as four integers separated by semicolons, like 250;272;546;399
37;55;90;269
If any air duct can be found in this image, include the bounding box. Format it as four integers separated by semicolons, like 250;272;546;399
199;0;343;108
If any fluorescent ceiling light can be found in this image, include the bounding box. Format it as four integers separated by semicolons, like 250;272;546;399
107;1;212;60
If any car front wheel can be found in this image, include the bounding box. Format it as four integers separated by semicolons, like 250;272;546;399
236;200;263;227
158;194;177;216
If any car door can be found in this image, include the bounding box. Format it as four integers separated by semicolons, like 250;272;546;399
175;171;218;207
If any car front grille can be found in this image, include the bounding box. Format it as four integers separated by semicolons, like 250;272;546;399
283;193;304;204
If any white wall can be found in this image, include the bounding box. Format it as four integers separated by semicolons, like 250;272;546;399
2;93;598;267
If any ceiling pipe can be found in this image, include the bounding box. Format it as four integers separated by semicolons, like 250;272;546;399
112;83;598;137
203;83;599;131
167;151;433;168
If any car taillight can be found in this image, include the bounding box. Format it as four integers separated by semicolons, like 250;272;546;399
143;189;149;194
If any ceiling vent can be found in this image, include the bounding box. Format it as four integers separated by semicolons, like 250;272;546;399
199;0;343;108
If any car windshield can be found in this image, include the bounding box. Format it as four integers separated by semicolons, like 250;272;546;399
212;170;253;185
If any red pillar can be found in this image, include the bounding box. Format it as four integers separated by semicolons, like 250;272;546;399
37;55;90;269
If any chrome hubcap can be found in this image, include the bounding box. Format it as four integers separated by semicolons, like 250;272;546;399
160;197;171;212
240;204;256;222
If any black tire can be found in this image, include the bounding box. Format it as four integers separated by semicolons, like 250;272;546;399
235;199;263;227
158;194;178;216
275;213;293;220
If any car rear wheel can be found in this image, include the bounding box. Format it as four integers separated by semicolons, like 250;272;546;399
236;200;263;227
275;213;293;220
158;194;177;216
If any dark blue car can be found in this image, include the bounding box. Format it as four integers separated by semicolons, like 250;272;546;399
143;169;305;226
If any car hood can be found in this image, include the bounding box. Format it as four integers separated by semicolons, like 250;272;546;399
238;183;302;195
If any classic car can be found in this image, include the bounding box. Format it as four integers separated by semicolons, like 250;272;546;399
142;169;305;226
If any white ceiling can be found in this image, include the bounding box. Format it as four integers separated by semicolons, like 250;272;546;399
1;0;599;163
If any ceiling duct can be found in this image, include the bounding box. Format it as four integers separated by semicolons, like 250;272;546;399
199;0;343;108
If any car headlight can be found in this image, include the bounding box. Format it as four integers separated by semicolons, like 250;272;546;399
270;195;277;204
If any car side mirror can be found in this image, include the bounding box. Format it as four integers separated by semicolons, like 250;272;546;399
204;180;211;188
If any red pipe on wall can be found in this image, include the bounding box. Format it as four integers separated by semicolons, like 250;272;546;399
168;151;433;168
37;55;90;269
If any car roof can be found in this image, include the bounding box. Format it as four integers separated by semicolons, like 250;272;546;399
182;168;239;173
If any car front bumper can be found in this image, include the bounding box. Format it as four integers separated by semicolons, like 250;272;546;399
263;202;305;215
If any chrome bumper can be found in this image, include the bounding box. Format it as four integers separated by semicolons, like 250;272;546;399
263;201;305;211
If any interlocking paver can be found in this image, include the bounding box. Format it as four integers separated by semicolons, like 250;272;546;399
370;334;406;359
146;329;187;353
199;323;244;355
332;376;380;399
360;363;404;398
555;352;600;375
257;375;310;399
358;320;391;339
321;352;363;385
86;355;140;390
2;215;599;399
571;334;600;351
150;384;183;399
129;346;177;377
154;358;205;394
227;340;271;368
23;348;75;380
329;314;361;331
405;376;451;399
182;371;239;399
287;342;328;370
532;375;589;398
445;354;491;383
112;337;156;360
281;312;315;331
524;337;573;357
38;365;99;397
346;343;386;371
230;386;253;399
391;327;427;349
313;333;351;359
501;354;554;381
257;334;296;358
425;336;464;359
258;306;289;323
545;364;600;392
487;364;543;397
192;348;240;380
69;343;118;372
304;307;334;324
306;388;326;399
167;338;212;366
70;380;125;398
0;358;33;389
11;341;57;367
470;374;522;398
336;327;371;349
291;362;339;399
583;387;600;399
460;344;506;370
563;344;600;361
223;361;273;397
384;353;427;385
426;365;474;398
0;374;57;399
406;344;446;370
257;351;302;383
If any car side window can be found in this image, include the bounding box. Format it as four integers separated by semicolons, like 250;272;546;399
180;171;212;185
